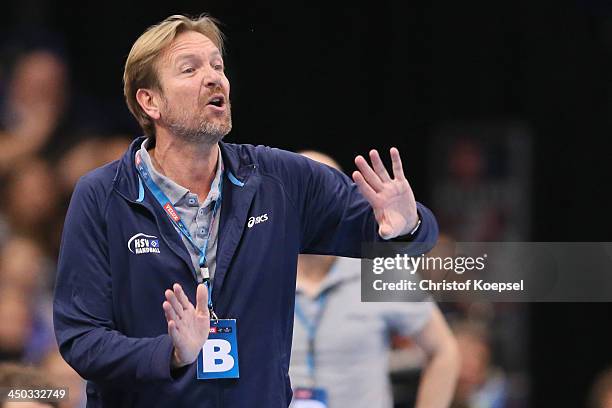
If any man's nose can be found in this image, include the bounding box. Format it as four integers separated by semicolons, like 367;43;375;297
203;67;224;89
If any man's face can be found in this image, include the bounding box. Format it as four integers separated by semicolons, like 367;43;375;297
155;30;231;144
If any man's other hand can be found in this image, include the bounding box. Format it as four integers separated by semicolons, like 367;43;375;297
162;283;210;368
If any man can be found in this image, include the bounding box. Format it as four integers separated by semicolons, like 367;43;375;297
290;151;458;408
53;14;439;408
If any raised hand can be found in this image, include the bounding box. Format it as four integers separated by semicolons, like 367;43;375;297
162;283;210;368
352;148;418;239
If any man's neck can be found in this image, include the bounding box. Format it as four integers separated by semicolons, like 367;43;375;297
149;132;219;201
296;255;336;298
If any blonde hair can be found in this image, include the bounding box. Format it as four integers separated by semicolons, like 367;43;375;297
123;14;224;137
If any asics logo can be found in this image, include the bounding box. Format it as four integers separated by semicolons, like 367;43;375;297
247;213;269;228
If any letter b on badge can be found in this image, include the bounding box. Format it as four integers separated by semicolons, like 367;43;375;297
197;319;240;379
202;339;234;372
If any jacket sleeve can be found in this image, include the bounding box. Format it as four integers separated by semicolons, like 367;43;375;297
53;176;175;387
267;148;439;257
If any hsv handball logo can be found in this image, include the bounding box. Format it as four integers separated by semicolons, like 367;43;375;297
128;233;161;255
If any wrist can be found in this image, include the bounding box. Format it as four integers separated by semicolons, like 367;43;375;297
406;213;422;236
171;348;186;369
390;211;422;242
401;211;421;237
169;347;192;379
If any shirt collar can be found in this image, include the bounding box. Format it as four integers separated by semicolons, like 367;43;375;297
203;146;224;207
137;138;223;207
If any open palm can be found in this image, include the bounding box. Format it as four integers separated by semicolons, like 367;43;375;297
162;283;210;368
352;148;418;239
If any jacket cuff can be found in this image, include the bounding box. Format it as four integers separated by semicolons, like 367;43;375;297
412;202;439;246
374;202;439;255
146;334;175;381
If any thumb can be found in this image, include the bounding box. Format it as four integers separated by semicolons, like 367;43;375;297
378;224;394;240
195;283;210;314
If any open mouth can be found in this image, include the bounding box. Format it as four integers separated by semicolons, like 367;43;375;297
207;95;226;108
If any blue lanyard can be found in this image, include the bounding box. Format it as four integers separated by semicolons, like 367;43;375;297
135;150;222;313
294;292;328;381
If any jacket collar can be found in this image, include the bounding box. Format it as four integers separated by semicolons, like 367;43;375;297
113;136;254;201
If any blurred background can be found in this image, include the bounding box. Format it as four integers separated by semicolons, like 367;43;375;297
0;0;611;407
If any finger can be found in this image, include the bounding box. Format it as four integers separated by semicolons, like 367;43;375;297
369;150;391;182
168;319;179;339
173;283;193;311
195;283;210;315
165;289;184;319
352;171;380;207
390;147;406;181
163;301;178;324
354;155;384;192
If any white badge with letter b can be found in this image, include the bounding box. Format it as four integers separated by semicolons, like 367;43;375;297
197;319;239;379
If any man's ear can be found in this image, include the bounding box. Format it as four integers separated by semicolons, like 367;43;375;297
136;88;161;120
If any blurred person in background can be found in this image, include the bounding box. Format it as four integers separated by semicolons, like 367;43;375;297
0;235;50;294
0;362;59;407
451;322;507;408
589;368;612;408
56;135;131;194
0;49;68;173
2;158;62;256
0;237;55;364
433;137;514;242
40;349;86;408
0;46;111;176
289;151;459;408
0;288;33;362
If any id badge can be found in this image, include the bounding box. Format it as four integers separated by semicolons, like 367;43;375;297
291;387;328;408
197;319;239;379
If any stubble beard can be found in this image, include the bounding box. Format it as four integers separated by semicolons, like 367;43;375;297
161;99;232;145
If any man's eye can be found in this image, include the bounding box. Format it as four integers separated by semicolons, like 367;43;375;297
182;67;195;74
213;64;224;71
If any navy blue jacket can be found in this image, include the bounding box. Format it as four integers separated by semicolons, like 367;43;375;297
53;137;438;407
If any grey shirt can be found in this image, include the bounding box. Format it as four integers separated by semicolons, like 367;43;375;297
289;257;434;408
137;139;223;280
